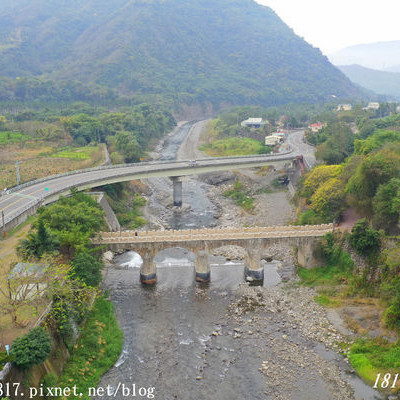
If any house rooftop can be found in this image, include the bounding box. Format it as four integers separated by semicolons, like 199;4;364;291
9;263;48;279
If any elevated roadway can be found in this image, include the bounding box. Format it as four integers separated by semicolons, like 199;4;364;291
0;150;300;232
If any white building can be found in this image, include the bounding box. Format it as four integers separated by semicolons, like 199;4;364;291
8;263;49;300
364;102;380;110
264;135;283;146
308;122;326;133
337;104;352;111
241;118;267;129
270;131;286;138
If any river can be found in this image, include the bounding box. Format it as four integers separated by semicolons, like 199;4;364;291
98;122;384;400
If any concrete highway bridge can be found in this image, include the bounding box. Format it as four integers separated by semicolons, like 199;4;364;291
0;151;302;234
94;224;334;284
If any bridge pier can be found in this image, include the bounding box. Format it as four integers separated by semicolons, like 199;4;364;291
140;253;157;285
195;250;210;283
171;176;183;207
244;245;264;285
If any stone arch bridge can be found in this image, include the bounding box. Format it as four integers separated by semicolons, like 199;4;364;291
93;224;334;284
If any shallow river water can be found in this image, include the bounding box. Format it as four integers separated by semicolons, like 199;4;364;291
97;123;384;400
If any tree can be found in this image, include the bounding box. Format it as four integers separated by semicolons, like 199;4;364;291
11;327;52;370
115;131;142;163
0;115;7;130
0;258;69;326
354;130;400;155
46;276;98;342
61;114;100;145
70;253;103;287
17;219;59;260
37;191;106;255
383;277;400;330
372;178;400;233
347;147;400;213
350;218;381;256
309;177;345;221
301;165;342;200
315;122;354;164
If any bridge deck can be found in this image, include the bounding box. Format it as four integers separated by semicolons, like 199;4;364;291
94;224;334;244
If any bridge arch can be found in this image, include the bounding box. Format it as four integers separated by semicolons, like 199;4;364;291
95;224;333;285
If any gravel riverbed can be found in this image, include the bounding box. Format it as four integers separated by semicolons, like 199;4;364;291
104;121;384;400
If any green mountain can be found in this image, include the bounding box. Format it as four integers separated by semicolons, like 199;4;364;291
338;64;400;99
0;0;363;107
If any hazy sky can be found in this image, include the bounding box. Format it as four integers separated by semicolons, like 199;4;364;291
256;0;400;54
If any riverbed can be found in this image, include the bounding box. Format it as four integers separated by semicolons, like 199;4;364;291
98;122;384;400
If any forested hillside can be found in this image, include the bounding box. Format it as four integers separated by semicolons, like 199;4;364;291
0;0;363;108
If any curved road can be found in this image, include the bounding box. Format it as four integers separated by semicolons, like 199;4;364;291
287;129;316;168
0;151;300;229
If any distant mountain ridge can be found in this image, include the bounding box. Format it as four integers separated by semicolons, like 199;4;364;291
0;0;364;107
329;41;400;71
339;65;400;99
338;65;400;99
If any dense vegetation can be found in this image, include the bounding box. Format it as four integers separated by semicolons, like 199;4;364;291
56;296;123;400
296;107;400;392
11;327;52;370
3;190;122;391
18;190;107;258
100;182;148;229
201;103;343;156
0;0;363;109
0;103;176;185
14;191;107;338
299;110;400;227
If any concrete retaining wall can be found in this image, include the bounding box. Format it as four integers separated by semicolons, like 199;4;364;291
90;192;120;232
0;334;70;400
1;191;120;236
2;200;41;234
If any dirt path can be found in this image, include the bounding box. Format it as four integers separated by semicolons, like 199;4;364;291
0;223;31;269
0;223;33;346
176;119;210;160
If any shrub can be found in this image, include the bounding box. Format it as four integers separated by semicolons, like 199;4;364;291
71;252;103;287
382;277;400;330
57;297;123;399
350;218;381;256
384;301;400;330
11;327;52;370
41;373;58;399
296;209;327;225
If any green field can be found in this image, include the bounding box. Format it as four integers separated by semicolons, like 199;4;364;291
51;146;98;160
200;137;270;157
0;131;31;144
349;339;400;392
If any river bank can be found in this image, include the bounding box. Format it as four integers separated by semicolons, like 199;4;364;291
141;120;296;231
100;121;385;399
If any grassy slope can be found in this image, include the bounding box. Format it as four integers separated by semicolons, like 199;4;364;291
57;297;123;399
297;240;400;394
0;144;105;188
